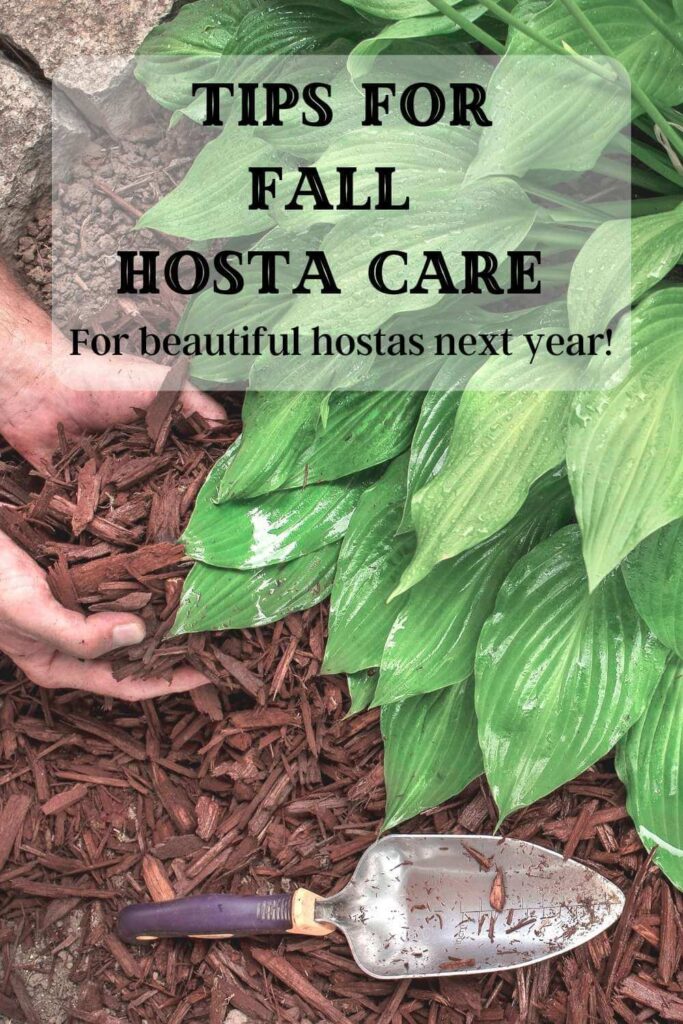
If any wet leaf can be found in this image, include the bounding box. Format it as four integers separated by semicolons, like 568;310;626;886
340;0;460;16
347;11;478;61
184;453;377;568
623;520;683;659
285;180;536;338
568;205;683;334
395;350;575;595
347;669;379;714
467;54;630;180
233;0;369;53
617;658;683;890
476;525;668;822
170;543;340;634
382;680;482;829
509;0;683;106
323;455;415;675
270;125;478;231
284;388;424;491
218;388;422;501
375;469;573;707
398;359;467;534
396;302;563;533
136;0;248;117
138;130;275;241
137;0;368;121
185;226;320;385
568;288;683;590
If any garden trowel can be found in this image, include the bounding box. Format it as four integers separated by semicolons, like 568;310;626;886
118;834;624;978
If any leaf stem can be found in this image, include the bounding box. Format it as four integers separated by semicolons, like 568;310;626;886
476;0;564;54
629;0;683;60
529;224;590;247
599;195;683;216
426;0;505;54
632;195;683;214
474;0;617;81
631;165;683;194
558;0;683;163
524;184;607;225
620;136;683;187
596;154;681;194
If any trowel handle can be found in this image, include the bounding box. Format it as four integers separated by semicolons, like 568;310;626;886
118;888;334;943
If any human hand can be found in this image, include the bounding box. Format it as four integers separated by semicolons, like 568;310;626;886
0;261;223;698
0;528;207;699
0;258;225;472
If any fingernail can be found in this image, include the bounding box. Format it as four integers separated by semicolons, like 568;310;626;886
112;623;147;649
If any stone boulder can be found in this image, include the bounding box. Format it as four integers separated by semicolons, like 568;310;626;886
0;57;51;254
0;0;177;138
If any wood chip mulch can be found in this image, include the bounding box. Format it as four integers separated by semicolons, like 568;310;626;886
0;390;682;1023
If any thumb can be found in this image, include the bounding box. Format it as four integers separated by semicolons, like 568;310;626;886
180;383;227;423
24;604;147;660
0;529;148;659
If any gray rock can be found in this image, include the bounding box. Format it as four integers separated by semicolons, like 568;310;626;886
52;91;95;182
0;0;176;138
0;57;50;254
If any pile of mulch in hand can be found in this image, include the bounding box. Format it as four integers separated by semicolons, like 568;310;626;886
1;389;682;1024
0;368;241;681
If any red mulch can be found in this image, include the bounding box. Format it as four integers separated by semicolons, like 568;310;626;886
1;394;682;1024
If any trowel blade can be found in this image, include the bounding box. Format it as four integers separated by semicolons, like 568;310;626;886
315;834;625;978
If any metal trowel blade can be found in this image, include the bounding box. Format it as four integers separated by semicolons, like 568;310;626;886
314;834;625;979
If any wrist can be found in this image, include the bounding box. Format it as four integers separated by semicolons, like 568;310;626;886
0;259;54;437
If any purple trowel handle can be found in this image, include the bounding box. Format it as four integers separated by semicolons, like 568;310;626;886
118;893;293;942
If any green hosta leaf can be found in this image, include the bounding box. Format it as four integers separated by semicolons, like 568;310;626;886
233;0;369;53
218;388;422;501
184;227;320;385
184;448;377;568
323;456;415;675
136;0;246;117
347;10;475;60
623;521;683;660
253;68;366;158
285;180;536;338
171;542;340;634
508;0;683;106
476;524;668;822
397;301;571;534
382;680;483;830
398;359;468;534
395;350;575;595
567;288;683;590
138;130;275;241
376;468;574;707
347;669;378;714
467;53;630;180
136;0;365;120
139;0;239;57
284;388;423;491
568;206;683;334
272;125;478;230
340;0;458;16
216;392;324;501
616;658;683;890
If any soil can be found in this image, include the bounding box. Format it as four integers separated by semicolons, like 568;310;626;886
2;125;682;1024
15;116;207;345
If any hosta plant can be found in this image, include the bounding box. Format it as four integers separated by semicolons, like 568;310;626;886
139;0;683;891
